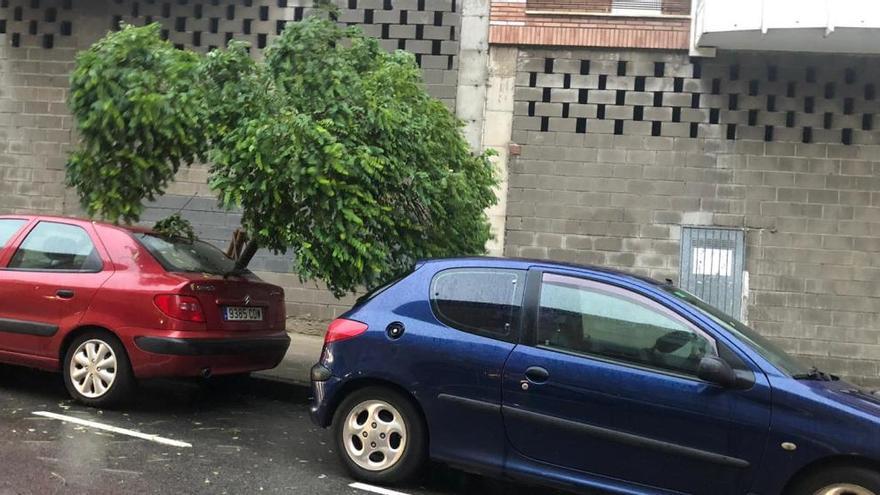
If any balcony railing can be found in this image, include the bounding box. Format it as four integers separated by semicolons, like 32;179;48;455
693;0;880;54
526;0;691;17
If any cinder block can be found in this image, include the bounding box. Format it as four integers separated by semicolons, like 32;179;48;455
550;89;580;103
606;76;633;90
588;90;617;104
535;102;563;117
536;73;565;88
625;92;654;106
605;105;634;120
662;93;691;107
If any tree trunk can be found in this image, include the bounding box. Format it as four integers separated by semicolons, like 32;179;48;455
226;229;248;259
234;240;260;272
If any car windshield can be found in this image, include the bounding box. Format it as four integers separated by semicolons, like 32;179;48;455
136;233;238;276
663;287;812;377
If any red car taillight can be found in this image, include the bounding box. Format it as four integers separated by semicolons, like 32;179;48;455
324;318;368;345
154;295;206;323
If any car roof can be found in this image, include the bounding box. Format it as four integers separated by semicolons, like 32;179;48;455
0;214;155;235
419;256;666;288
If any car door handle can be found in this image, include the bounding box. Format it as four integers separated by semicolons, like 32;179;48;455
524;366;550;384
55;289;75;300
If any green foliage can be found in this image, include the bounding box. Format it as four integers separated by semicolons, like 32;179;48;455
153;213;196;242
67;23;208;224
68;17;498;296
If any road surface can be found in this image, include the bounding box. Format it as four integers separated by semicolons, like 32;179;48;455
0;364;572;495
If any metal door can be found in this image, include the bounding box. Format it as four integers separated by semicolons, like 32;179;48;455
679;227;746;319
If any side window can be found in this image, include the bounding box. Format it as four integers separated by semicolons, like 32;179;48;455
8;222;102;272
537;273;716;377
0;219;26;248
430;268;525;342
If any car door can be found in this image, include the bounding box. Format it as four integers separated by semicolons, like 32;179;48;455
0;220;112;359
502;269;771;495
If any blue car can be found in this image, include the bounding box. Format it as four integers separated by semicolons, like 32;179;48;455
310;258;880;495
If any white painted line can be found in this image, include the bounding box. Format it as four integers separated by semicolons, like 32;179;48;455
349;482;411;495
32;411;192;448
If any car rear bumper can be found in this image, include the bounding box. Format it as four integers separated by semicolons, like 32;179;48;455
125;332;291;379
309;369;343;428
134;335;291;356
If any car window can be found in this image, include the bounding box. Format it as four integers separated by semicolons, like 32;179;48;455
430;268;525;342
135;234;237;275
0;219;26;248
664;286;811;376
8;222;101;272
537;273;717;377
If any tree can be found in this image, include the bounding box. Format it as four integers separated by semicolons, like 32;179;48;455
67;23;208;225
67;16;498;296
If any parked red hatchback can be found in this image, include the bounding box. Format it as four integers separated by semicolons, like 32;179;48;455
0;215;290;407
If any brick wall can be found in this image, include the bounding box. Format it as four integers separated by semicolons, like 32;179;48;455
490;1;690;49
507;48;880;386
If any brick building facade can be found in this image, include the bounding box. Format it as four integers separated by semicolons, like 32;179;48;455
1;0;879;385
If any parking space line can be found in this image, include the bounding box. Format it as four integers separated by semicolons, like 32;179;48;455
349;482;411;495
32;411;192;448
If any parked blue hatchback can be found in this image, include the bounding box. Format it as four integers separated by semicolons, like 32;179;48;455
310;258;880;495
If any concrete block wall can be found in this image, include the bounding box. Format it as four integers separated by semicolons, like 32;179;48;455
506;48;880;386
0;0;92;216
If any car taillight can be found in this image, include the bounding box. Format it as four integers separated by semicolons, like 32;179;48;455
324;318;368;345
154;295;206;323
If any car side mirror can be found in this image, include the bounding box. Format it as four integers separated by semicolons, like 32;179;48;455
697;355;737;388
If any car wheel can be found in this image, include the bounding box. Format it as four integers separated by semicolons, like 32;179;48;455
788;466;880;495
332;386;427;485
63;331;134;408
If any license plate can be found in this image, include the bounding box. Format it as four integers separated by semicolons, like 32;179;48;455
223;306;264;321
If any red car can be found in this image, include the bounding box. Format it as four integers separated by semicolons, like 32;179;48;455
0;215;290;407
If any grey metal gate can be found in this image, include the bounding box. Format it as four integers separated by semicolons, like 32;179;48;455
679;227;746;319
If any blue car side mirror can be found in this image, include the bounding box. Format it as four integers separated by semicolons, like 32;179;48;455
697;355;738;388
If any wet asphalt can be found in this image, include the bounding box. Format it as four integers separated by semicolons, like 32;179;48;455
0;365;571;495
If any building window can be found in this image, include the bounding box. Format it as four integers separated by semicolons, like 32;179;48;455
611;0;662;15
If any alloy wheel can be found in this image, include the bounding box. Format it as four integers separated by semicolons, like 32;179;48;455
342;399;407;472
815;484;877;495
69;339;117;398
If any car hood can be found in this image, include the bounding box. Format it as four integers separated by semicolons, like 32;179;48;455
806;379;880;419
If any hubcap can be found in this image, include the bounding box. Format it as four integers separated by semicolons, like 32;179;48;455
342;400;407;471
69;339;117;399
815;484;876;495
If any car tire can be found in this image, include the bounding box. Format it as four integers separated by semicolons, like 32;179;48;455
332;386;427;485
787;465;880;495
63;331;135;408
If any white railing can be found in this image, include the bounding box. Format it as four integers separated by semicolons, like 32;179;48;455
693;0;880;54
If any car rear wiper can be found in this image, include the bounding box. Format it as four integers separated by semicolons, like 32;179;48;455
223;268;250;279
793;366;837;381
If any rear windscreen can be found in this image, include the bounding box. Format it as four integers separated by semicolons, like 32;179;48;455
135;233;238;275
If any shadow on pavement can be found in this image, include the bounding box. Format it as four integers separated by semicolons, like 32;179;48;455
0;362;308;413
